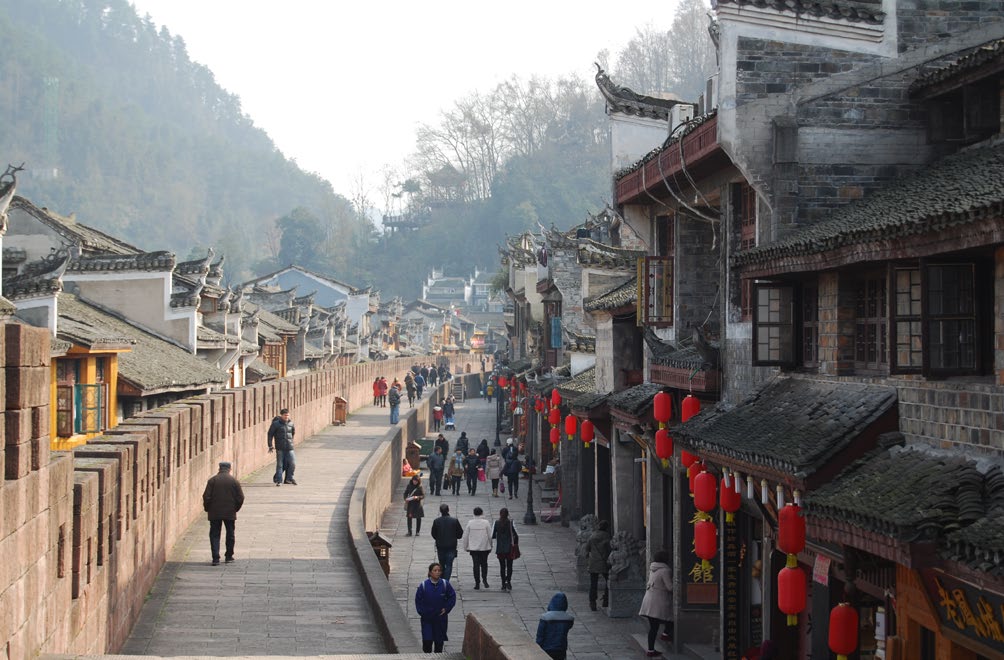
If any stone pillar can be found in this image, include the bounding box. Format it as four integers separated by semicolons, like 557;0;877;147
610;428;636;535
574;514;597;591
607;530;647;617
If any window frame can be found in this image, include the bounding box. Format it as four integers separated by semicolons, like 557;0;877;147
853;269;889;374
751;281;798;368
638;255;674;328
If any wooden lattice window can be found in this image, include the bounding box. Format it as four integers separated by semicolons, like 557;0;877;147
752;283;795;366
801;282;819;367
893;267;923;372
736;183;757;251
927;263;978;372
740;279;753;321
854;273;888;371
637;256;674;327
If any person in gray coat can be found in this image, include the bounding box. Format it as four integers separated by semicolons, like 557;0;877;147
584;519;612;610
427;447;446;496
202;461;245;566
638;549;674;656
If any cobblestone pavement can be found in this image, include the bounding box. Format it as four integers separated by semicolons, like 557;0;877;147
382;392;687;659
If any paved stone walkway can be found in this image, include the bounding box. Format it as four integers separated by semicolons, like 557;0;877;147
121;412;391;656
382;394;687;659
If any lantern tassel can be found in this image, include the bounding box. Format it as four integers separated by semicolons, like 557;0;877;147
787;614;798;626
837;656;848;660
661;458;669;469
726;512;735;524
702;559;710;571
786;553;798;569
584;442;591;449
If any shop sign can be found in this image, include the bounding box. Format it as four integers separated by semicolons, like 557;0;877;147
723;520;741;660
813;554;831;586
922;570;1004;654
680;477;718;609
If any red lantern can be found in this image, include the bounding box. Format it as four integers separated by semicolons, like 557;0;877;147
653;391;672;427
688;462;704;494
720;476;741;523
549;427;560;446
778;565;807;626
655;429;673;468
565;415;577;440
520;381;527;392
498;376;508;388
681;450;699;468
551;389;562;407
778;504;806;568
581;420;595;448
694;471;717;513
829;603;859;660
694;520;717;570
681;394;701;422
534;398;545;412
548;407;561;426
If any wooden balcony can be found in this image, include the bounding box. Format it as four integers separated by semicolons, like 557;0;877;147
616;116;721;205
650;363;719;393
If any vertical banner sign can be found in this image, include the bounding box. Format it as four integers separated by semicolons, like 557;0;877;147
680;477;718;608
723;520;741;660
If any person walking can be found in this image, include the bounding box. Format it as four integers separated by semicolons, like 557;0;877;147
443;398;456;431
372;377;381;406
404;475;425;537
415;372;426;399
427;364;438;387
463;506;492;590
433;403;444;432
202;461;244;566
430;503;463;581
485;449;503;497
639;549;674;657
415;562;456;654
476;438;490;466
427;447;445;497
485;380;494;403
454;430;469;456
267;408;296;486
536;592;575;660
448;451;465;496
501;437;516;461
492;507;519;591
404;373;416;407
585;519;612;611
503;451;522;499
434;434;450;491
388;382;402;424
463;449;481;496
378;376;388;407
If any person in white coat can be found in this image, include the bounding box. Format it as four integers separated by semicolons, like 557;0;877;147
638;549;673;657
463;506;493;589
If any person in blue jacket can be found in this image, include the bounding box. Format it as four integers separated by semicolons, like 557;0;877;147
415;562;457;654
536;591;575;659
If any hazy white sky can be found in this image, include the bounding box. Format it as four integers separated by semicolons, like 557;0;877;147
129;1;680;201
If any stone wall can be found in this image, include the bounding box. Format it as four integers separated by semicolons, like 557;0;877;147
0;320;452;659
897;0;1004;53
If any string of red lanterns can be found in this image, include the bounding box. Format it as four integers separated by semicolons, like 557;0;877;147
777;503;807;626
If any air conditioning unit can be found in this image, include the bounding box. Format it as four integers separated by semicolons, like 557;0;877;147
670;103;695;129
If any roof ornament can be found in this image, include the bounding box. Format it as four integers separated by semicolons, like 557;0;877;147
0;163;25;235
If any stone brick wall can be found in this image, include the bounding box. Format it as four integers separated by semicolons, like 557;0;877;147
897;0;1004;53
676;217;719;336
550;245;586;340
897;381;1004;454
996;247;1004;385
0;321;453;658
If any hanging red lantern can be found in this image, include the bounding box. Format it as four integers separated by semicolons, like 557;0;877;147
694;471;717;513
681;450;699;469
534;398;545;412
498;376;508;388
551;389;562;407
581;420;595;448
520;381;527;392
681;394;701;422
694;520;717;570
688;462;704;494
654;429;673;468
653;391;672;427
778;504;806;568
829;603;859;660
720;476;741;523
564;415;577;441
549;427;560;446
548;407;561;426
778;565;807;626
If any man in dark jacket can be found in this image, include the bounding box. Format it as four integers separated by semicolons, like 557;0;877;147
267;408;296;485
430;504;464;581
203;461;245;566
427;447;446;496
585;520;612;610
536;591;575;659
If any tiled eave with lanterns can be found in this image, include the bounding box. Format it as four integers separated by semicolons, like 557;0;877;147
734;141;1004;279
608;382;665;428
674;376;898;491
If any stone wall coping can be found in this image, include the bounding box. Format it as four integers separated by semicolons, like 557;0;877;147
461;611;552;660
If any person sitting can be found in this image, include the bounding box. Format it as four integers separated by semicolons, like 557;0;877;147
402;458;420;478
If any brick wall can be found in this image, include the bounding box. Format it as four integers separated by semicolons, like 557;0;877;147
897;0;1004;53
676;217;719;336
0;321;456;658
996;247;1004;386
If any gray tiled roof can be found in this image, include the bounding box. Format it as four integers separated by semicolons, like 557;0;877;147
570;392;610;411
67;251;175;273
594;65;685;121
585;276;637;312
11;196;142;255
577;240;646;269
4;252;69;300
910;38;1004;97
607;383;666;417
714;0;885;24
247;358;279;378
735;142;1004;269
942;464;1004;576
645;328;707;369
675;377;896;477
557;367;596;400
58;295;228;392
806;445;984;543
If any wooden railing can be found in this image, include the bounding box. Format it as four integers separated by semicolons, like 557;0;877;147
616;116;720;205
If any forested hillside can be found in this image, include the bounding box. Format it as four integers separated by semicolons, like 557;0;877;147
0;0;714;299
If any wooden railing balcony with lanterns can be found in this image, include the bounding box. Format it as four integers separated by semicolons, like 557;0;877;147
615;115;721;206
649;363;720;393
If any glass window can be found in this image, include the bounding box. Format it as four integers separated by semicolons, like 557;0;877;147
753;283;794;365
854;273;888;371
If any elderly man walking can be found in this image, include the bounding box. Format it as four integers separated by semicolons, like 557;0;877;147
203;461;245;566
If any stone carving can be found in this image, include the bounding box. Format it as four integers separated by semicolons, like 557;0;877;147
574;514;597;558
608;530;646;583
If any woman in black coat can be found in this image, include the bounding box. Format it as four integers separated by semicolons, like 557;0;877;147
404;475;425;536
492;507;519;591
463;449;481;496
476;438;490;466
